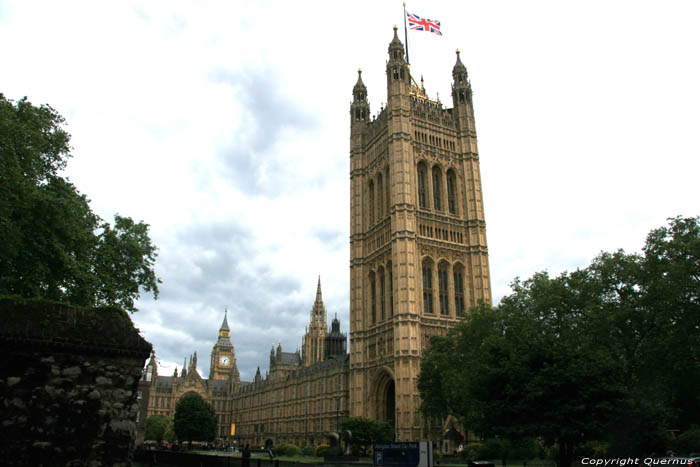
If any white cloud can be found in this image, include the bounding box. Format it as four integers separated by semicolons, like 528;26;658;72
3;0;699;379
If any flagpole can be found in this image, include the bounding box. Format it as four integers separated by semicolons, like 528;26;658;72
403;2;410;64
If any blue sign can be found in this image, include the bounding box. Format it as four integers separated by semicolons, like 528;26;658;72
374;442;420;467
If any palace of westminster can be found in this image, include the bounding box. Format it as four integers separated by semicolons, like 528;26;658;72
136;28;491;452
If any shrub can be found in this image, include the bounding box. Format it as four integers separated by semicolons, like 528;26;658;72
274;444;301;457
302;445;316;456
316;444;330;457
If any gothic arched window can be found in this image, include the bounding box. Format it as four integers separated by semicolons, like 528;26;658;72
432;166;443;211
378;266;385;321
387;261;394;317
438;262;449;316
422;259;434;314
377;173;383;219
370;271;377;324
385;166;391;214
417;163;427;209
447;169;457;215
368;179;375;225
454;264;465;317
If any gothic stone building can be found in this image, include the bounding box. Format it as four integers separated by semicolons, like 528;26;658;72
137;28;490;448
137;279;350;447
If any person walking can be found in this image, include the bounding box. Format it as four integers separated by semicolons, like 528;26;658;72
242;444;251;467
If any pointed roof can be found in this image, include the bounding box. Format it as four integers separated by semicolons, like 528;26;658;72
315;276;323;304
353;69;366;92
220;308;229;332
453;49;468;78
389;25;405;57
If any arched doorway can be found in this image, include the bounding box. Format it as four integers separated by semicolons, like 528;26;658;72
373;367;396;429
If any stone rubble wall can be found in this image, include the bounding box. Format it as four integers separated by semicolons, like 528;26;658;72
0;298;152;467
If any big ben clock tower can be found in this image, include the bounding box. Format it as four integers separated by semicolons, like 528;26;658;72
209;309;240;382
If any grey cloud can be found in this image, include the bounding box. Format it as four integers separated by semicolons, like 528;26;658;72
138;219;322;380
310;226;345;251
208;67;322;196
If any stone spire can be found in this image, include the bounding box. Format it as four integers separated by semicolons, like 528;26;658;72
351;69;370;124
221;308;229;332
452;49;472;107
388;25;406;62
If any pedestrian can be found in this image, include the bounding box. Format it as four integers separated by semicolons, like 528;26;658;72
242;443;251;467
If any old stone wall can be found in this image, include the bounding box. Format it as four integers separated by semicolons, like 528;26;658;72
0;298;152;467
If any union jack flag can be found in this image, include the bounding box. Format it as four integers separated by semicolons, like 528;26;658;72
406;11;442;36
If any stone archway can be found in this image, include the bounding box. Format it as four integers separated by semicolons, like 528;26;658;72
372;367;396;429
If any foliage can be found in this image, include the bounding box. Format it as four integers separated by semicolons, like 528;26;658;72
144;415;170;443
173;393;217;444
418;217;700;467
274;444;302;457
0;94;160;312
302;445;317;456
315;444;329;457
672;426;700;455
163;417;176;442
340;417;393;455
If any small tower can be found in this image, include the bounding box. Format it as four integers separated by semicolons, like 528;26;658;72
324;314;347;359
351;69;370;124
302;277;328;366
142;350;157;382
210;309;239;381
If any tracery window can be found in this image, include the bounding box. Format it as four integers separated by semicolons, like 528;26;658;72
447;170;457;215
379;266;386;321
377;174;383;219
432;166;442;211
422;259;434;314
417;163;427;208
388;261;394;317
385;167;391;214
438;262;449;315
370;271;377;324
369;180;375;225
454;264;465;317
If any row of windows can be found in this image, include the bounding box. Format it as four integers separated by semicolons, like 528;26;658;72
417;162;459;214
422;260;466;317
238;395;345;419
367;169;391;226
414;130;456;152
235;374;344;409
419;224;465;244
368;263;394;324
243;417;337;436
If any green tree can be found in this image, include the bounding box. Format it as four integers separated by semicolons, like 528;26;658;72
340;417;393;455
173;393;217;446
163;417;176;442
419;217;700;466
0;94;159;312
144;415;171;444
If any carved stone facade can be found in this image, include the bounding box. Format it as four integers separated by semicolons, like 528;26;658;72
137;279;349;447
348;28;491;440
137;29;490;446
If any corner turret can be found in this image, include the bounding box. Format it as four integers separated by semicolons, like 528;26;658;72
451;49;472;106
351;69;370;124
386;26;410;102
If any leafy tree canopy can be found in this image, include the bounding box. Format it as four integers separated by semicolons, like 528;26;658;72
0;94;159;312
418;216;700;465
173;393;217;445
340;417;394;455
144;415;171;443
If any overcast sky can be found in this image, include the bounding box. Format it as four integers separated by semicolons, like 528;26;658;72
3;0;699;381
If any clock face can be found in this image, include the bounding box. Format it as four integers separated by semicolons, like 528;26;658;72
219;356;230;366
